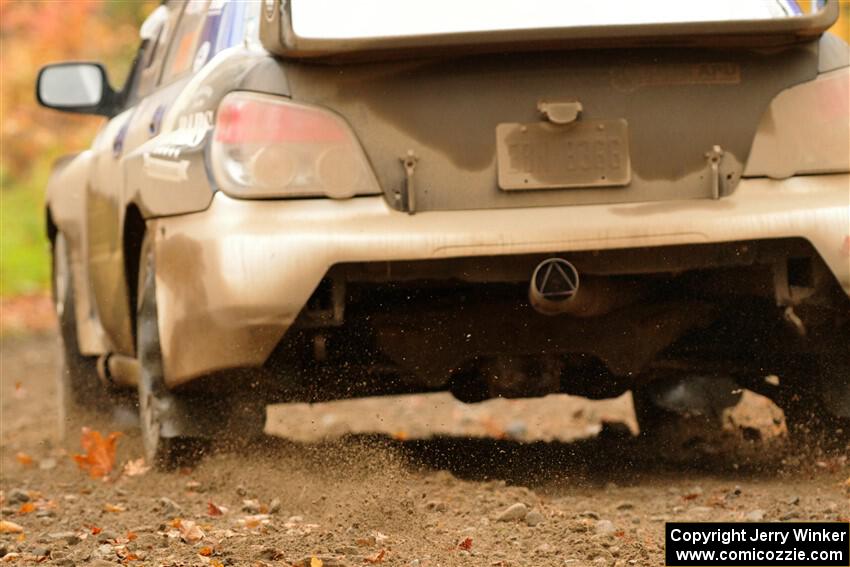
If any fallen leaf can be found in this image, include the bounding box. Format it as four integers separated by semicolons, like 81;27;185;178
310;558;323;567
115;545;141;561
356;532;387;547
90;526;102;535
177;519;205;543
103;503;126;513
16;503;35;515
207;501;224;516
211;561;224;567
122;458;150;477
15;452;33;466
707;496;725;508
365;549;386;564
199;546;213;556
239;514;270;529
72;428;122;479
0;520;24;533
458;537;473;550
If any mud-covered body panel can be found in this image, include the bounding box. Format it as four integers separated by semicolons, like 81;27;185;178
152;174;850;385
46;46;287;358
123;47;286;219
745;66;850;178
283;45;816;211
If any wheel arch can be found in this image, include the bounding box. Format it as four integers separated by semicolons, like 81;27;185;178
122;203;147;353
46;206;58;245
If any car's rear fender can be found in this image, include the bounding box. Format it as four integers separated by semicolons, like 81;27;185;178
150;172;850;387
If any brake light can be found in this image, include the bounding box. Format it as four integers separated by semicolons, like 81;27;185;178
210;92;380;199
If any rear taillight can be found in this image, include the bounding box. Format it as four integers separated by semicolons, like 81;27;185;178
210;92;380;199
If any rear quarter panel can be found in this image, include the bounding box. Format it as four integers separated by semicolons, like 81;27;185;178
121;47;287;219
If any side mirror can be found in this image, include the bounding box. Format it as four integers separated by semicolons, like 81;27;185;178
36;62;118;116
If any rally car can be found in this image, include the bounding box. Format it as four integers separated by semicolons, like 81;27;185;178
38;0;849;464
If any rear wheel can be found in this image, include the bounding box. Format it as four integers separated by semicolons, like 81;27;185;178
136;235;267;468
136;235;209;467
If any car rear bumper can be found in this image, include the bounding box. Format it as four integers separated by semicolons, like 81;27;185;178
152;173;850;386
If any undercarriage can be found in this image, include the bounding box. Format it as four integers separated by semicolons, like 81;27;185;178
258;238;848;415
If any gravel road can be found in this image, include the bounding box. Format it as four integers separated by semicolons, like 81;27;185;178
1;333;847;566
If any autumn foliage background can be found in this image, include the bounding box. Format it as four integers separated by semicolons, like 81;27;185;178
0;0;155;297
0;1;848;299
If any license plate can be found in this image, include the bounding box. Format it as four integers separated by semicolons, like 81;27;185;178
496;119;631;190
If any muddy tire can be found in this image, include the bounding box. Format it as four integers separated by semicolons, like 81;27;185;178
53;232;112;440
136;235;209;468
136;235;266;468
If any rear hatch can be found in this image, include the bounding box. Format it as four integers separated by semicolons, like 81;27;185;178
262;1;836;212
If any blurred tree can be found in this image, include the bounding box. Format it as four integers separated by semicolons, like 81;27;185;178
0;0;155;179
835;0;850;41
0;0;155;296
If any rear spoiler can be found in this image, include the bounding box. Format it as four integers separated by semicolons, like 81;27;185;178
260;0;839;62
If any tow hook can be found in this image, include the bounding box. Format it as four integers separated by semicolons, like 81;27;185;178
705;145;725;200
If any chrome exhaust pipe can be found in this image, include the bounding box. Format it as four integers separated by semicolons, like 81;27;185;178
529;258;645;317
96;353;140;388
529;258;580;315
